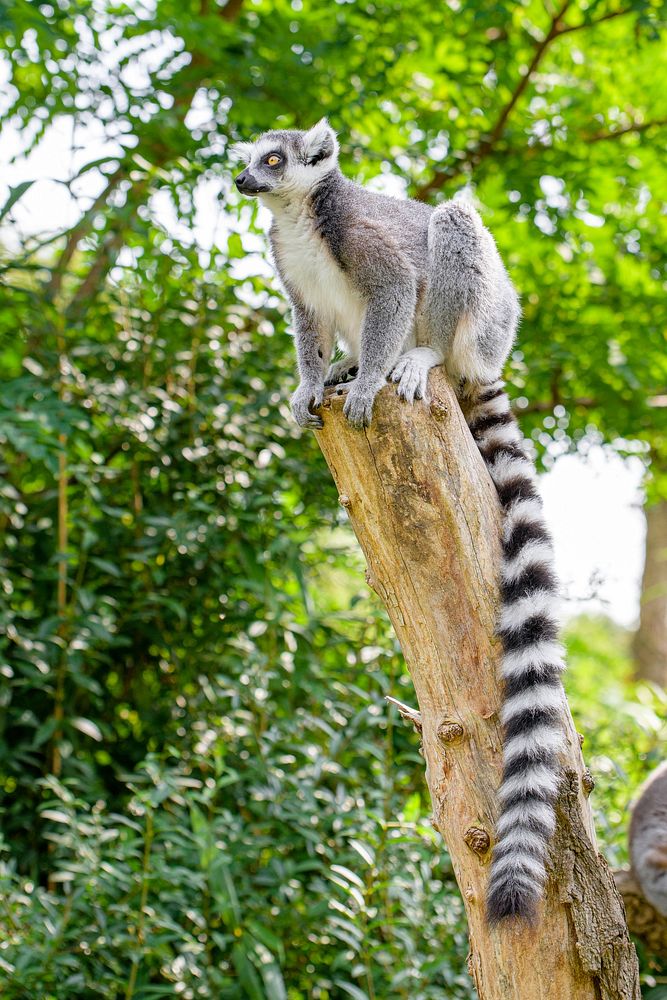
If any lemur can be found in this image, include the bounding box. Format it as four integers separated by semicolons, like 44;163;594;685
630;762;667;916
233;119;566;924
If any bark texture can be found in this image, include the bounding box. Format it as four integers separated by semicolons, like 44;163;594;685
315;369;640;1000
634;498;667;686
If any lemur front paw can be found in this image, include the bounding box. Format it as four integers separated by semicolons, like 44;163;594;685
391;355;429;402
343;382;378;429
324;356;359;386
291;383;324;429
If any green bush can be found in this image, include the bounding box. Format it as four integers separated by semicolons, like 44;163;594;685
2;572;666;998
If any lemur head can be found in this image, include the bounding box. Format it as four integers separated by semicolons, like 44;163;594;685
233;119;339;201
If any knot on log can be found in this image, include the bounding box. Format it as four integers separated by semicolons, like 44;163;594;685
437;719;464;746
429;396;448;421
582;768;595;796
338;493;351;508
464;826;491;858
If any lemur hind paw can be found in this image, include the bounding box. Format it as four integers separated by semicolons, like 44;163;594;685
325;357;359;386
391;355;429;402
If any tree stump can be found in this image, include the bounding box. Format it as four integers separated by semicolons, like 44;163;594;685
315;369;639;1000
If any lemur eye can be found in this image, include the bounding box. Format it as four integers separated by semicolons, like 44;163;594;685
266;154;282;167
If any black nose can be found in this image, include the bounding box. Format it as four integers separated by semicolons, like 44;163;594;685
235;171;269;195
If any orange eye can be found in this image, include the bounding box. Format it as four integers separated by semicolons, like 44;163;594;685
266;154;281;166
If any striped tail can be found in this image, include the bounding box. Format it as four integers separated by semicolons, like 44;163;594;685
464;379;566;925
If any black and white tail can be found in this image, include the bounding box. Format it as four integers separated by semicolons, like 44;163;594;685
464;379;566;924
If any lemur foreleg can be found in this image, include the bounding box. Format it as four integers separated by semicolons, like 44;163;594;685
342;278;416;429
290;301;333;429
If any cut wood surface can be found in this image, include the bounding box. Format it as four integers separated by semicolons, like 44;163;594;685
315;368;639;1000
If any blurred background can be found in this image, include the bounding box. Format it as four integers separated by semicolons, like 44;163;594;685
1;0;666;996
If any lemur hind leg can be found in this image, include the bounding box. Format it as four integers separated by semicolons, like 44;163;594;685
387;204;484;406
390;346;444;402
423;200;519;386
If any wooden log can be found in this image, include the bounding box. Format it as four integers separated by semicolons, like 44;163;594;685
315;369;640;1000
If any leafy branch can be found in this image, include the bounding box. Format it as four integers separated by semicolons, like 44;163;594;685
414;2;651;200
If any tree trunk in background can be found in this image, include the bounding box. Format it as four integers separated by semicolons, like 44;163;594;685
635;498;667;686
614;868;667;957
315;369;639;1000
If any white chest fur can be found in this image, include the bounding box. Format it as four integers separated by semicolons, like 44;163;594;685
270;206;365;353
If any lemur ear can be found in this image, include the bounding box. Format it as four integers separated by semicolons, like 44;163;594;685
303;118;339;165
230;141;254;164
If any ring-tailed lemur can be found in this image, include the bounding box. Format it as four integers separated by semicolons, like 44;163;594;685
630;762;667;916
233;119;566;924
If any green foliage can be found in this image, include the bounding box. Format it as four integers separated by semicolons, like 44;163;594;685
1;0;667;995
0;746;467;999
1;610;665;997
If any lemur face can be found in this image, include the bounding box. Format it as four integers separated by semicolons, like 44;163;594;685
233;119;339;200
